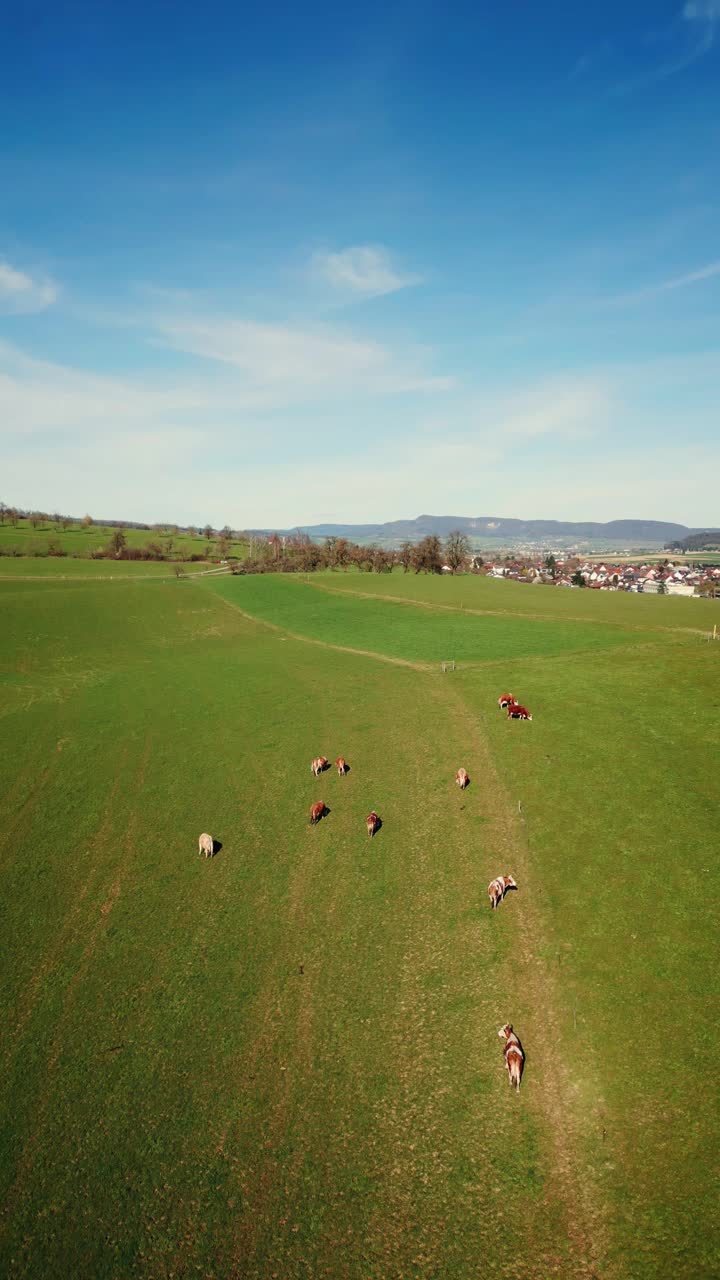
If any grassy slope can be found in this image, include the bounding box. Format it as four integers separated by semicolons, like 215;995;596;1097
0;558;184;578
298;566;720;631
208;574;640;664
0;518;246;562
0;578;577;1280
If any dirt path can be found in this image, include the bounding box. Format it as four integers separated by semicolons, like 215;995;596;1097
431;676;612;1277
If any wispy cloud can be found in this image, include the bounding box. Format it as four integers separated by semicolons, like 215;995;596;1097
595;259;720;307
571;2;720;95
310;244;419;299
152;313;450;398
0;261;58;314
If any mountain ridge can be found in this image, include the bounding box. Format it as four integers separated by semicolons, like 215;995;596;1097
248;515;711;544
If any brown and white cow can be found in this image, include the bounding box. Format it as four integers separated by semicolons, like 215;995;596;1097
309;801;327;825
498;1023;525;1091
311;756;329;776
507;704;532;721
198;832;214;858
488;875;517;909
455;767;470;789
335;756;348;776
366;811;380;838
498;694;518;710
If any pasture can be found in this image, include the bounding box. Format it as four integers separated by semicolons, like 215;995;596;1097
0;569;718;1279
0;517;246;564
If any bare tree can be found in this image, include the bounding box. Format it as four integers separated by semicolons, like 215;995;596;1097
398;540;413;573
82;514;93;529
444;530;470;574
203;524;214;540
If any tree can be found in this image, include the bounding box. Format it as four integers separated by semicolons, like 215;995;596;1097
82;514;93;529
571;569;586;587
398;541;413;573
413;535;443;574
444;529;470;574
109;529;127;556
657;577;667;595
0;502;6;524
217;534;231;559
545;553;557;579
203;524;214;541
187;526;198;538
29;512;42;529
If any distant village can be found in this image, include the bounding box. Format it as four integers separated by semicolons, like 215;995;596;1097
472;556;720;596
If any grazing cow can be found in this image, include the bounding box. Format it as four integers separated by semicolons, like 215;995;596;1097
455;767;470;790
198;832;214;859
507;704;532;721
366;811;380;838
488;875;517;910
498;1024;525;1091
311;756;328;776
335;756;348;776
310;801;326;825
498;694;518;710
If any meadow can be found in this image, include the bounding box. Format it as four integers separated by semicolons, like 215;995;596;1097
0;517;246;563
1;566;718;1278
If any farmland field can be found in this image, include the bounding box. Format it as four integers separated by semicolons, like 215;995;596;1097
0;518;246;564
1;570;718;1279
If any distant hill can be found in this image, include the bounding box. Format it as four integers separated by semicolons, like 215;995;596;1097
249;515;700;546
666;529;720;552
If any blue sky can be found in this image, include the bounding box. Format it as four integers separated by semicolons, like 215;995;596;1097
2;0;719;527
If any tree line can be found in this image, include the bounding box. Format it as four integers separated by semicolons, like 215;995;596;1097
232;530;477;575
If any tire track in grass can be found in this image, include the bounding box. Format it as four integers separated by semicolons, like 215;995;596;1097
2;749;131;1060
432;676;612;1279
0;736;153;1235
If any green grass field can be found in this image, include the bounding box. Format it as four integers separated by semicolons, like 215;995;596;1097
1;571;718;1278
0;518;246;564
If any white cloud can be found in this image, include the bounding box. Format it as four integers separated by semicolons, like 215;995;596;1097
310;245;419;298
152;314;451;398
0;261;58;313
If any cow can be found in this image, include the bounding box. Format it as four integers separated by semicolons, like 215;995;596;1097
311;756;329;776
498;1024;525;1091
507;704;532;721
198;832;214;859
310;801;326;825
498;694;518;710
366;811;380;838
488;875;517;910
455;768;470;790
335;756;348;776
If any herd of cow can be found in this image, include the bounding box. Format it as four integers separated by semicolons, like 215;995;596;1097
198;690;533;1092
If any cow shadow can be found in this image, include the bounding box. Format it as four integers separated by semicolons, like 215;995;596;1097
212;839;223;856
370;816;383;835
